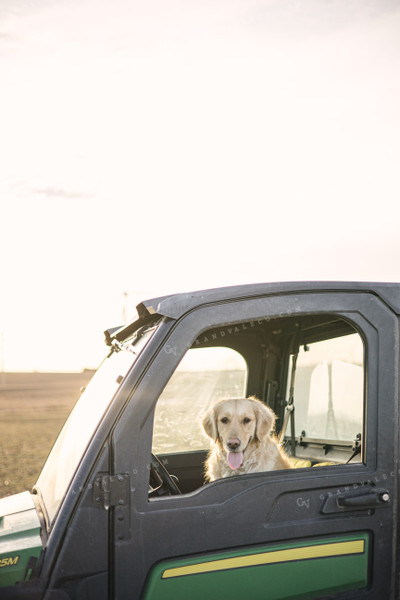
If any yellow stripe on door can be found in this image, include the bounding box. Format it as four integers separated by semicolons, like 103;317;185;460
162;539;365;579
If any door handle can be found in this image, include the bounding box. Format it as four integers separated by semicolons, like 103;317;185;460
337;488;390;509
321;486;390;514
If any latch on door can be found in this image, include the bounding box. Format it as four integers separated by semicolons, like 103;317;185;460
337;488;390;508
321;486;390;514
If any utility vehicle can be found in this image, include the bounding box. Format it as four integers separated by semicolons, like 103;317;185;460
0;281;399;599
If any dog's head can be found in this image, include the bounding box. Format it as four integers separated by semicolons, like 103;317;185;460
202;396;276;470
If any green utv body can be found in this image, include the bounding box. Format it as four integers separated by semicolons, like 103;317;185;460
0;492;42;587
1;281;399;599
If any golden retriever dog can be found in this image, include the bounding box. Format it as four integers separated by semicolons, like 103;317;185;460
202;396;291;481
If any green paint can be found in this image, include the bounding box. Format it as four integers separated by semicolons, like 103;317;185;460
0;492;43;587
142;533;369;600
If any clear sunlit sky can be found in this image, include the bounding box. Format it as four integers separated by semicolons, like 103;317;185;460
1;0;399;372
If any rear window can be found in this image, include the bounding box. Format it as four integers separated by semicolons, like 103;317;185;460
286;332;364;455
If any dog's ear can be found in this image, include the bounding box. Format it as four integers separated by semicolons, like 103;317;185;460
202;407;218;442
251;397;276;441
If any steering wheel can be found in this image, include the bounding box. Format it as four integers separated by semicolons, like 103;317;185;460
149;453;181;497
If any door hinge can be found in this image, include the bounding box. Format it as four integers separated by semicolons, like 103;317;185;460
93;473;129;510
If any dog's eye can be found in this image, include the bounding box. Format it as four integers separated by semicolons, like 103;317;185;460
243;417;251;424
220;417;229;424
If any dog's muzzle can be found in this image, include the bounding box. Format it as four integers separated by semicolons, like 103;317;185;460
226;438;243;470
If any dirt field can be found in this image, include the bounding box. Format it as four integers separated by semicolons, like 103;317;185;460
0;368;245;500
0;371;94;499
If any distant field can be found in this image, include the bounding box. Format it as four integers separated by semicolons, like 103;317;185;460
0;371;94;498
0;369;246;500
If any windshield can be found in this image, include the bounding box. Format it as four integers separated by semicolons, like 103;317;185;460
35;327;155;525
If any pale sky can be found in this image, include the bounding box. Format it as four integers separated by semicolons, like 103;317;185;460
1;0;399;371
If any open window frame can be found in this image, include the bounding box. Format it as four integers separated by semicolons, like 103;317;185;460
145;303;370;498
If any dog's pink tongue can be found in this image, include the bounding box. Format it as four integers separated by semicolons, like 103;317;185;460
227;451;243;470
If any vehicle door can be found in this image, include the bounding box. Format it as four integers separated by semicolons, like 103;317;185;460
110;291;398;600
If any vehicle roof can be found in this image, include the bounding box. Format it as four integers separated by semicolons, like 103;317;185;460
106;281;400;345
136;281;400;320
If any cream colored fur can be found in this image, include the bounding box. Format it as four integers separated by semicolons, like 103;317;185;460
202;396;290;482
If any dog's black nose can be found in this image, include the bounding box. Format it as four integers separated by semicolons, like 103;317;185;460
227;439;240;450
